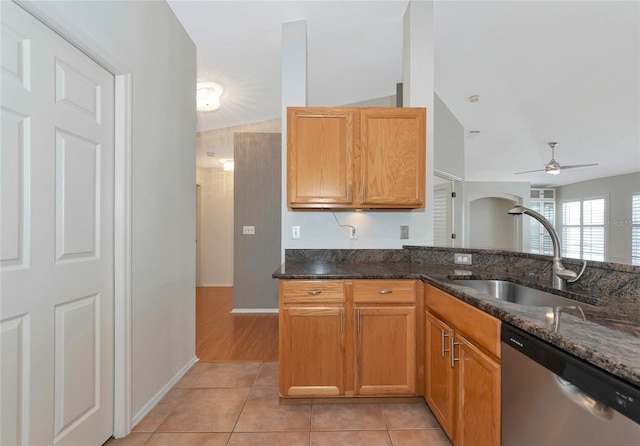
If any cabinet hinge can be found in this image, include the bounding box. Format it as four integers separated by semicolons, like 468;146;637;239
451;192;457;198
451;233;457;239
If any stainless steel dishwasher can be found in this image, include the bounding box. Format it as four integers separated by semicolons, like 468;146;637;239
501;323;640;445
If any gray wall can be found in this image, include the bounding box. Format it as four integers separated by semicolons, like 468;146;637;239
434;93;465;179
556;172;640;264
234;133;282;310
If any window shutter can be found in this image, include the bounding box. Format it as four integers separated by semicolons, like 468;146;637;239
433;187;448;246
561;198;606;261
633;194;640;266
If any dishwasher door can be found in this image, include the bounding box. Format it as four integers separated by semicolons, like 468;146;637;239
501;324;640;446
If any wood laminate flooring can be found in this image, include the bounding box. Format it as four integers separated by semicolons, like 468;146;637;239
196;287;279;362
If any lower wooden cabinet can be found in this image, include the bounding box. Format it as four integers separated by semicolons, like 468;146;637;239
425;312;455;437
355;306;416;395
279;305;345;396
279;279;420;398
424;284;501;446
455;333;501;446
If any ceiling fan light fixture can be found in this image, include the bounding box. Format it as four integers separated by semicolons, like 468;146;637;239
546;166;561;175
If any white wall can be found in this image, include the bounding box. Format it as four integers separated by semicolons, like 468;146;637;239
556;172;640;264
463;181;531;251
28;0;197;422
469;197;518;250
196;166;234;286
280;1;435;255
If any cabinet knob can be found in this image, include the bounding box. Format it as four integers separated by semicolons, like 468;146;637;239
306;290;322;295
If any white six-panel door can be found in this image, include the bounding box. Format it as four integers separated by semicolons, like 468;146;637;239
1;2;115;445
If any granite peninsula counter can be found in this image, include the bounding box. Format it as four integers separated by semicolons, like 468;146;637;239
273;247;640;389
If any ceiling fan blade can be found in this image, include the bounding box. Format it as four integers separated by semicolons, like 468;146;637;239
514;168;546;175
559;163;599;170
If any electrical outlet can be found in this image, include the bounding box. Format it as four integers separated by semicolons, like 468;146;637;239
454;253;472;265
291;225;301;239
242;225;255;235
350;226;358;239
400;225;409;239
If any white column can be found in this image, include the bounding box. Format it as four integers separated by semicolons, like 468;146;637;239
281;20;307;261
403;0;435;245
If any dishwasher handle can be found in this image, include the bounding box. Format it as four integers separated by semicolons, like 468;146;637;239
554;375;614;421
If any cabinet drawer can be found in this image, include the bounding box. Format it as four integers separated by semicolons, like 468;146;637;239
281;280;345;304
354;280;416;303
425;285;500;358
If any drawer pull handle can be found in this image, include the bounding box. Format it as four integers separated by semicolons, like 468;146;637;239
451;337;460;367
306;290;322;295
377;290;393;295
340;309;344;333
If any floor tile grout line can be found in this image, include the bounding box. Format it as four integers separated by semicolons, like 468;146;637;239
228;365;262;437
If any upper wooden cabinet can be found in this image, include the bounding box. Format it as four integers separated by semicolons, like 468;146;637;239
287;107;426;209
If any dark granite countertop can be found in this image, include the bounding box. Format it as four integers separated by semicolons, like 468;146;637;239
273;260;640;389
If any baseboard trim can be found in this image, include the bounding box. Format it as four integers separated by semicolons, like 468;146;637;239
201;283;233;287
132;356;199;427
231;308;279;314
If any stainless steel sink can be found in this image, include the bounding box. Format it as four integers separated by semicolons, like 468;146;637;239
450;279;592;307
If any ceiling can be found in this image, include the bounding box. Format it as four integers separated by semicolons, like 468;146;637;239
168;0;640;187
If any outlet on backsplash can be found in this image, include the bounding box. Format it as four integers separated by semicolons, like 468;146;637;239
454;253;472;265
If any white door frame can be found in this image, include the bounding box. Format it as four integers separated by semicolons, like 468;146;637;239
15;0;134;437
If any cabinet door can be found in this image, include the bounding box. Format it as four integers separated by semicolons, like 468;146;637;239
455;334;501;446
279;306;345;396
360;108;426;207
287;108;357;208
355;306;416;395
425;312;455;441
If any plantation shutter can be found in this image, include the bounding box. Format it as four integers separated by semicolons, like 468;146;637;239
633;194;640;266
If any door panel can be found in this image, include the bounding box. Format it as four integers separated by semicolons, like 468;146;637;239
356;306;416;395
280;306;345;396
425;312;455;440
1;2;115;445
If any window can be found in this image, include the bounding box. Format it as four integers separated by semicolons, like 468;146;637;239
633;194;640;266
529;189;555;255
561;198;606;261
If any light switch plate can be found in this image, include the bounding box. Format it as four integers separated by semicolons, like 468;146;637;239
291;225;301;239
242;225;255;235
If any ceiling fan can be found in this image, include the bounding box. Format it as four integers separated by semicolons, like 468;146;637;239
514;142;599;176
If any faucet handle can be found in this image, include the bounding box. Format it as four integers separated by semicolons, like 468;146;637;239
566;260;587;283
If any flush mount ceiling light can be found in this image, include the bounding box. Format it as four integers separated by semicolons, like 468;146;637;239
197;82;224;112
222;160;235;172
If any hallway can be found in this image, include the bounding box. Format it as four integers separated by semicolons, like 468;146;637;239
196;287;278;362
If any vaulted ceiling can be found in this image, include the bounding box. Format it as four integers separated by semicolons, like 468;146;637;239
168;0;639;187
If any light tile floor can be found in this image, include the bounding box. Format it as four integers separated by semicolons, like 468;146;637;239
105;362;452;446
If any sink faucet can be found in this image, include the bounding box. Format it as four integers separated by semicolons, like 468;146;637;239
508;205;586;290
